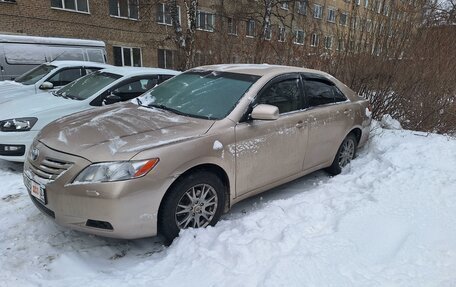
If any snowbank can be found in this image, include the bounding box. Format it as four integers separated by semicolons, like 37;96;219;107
0;126;455;286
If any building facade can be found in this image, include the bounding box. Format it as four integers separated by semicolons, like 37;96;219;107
0;0;422;70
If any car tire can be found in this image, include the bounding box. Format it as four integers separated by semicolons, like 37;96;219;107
326;133;358;175
158;171;226;244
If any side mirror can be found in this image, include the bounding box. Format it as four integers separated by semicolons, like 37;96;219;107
103;93;122;105
251;104;279;120
39;81;54;90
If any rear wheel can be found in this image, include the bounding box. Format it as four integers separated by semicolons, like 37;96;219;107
158;171;226;244
326;133;357;175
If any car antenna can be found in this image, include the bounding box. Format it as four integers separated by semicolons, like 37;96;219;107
49;50;67;63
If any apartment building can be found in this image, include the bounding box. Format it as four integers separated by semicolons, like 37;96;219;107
0;0;421;70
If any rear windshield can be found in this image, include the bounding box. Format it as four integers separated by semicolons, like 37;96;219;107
54;71;121;100
137;71;260;120
14;64;56;85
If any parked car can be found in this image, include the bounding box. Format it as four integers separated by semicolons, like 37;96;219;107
24;64;371;242
0;34;106;80
0;67;179;162
0;61;111;103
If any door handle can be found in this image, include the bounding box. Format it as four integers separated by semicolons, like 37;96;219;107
296;121;304;129
343;109;352;115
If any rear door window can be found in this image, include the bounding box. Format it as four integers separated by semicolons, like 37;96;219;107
304;78;347;107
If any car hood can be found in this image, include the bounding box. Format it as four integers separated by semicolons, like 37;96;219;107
38;103;215;162
0;81;35;102
0;91;84;120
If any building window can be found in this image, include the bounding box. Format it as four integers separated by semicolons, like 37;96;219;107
327;8;336;22
355;0;360;5
339;12;348;26
297;0;307;15
366;19;372;32
157;3;180;25
246;19;255;37
324;35;333;49
280;1;289;10
51;0;89;13
364;0;369;8
278;26;286;42
197;11;215;32
1;0;16;3
383;5;389;16
228;17;237;35
376;1;382;13
351;16;358;30
157;49;174;69
313;4;323;19
113;46;142;67
293;30;305;45
311;33;319;47
109;0;139;20
264;24;272;40
337;38;344;51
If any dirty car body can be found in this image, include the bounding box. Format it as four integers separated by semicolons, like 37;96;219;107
24;64;371;241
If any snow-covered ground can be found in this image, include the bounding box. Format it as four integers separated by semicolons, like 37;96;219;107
1;124;455;287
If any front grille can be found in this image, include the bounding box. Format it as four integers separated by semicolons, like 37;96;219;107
30;195;55;218
28;157;73;181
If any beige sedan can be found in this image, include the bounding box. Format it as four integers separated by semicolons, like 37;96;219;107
24;64;371;243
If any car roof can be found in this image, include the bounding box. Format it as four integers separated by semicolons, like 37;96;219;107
46;61;111;68
195;64;333;78
100;66;180;77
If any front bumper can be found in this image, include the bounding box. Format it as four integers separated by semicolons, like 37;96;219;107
0;130;38;162
23;141;173;239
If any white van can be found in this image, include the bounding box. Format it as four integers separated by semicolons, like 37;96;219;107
0;34;107;80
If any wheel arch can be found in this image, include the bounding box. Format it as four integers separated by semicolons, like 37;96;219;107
157;163;231;232
348;127;362;144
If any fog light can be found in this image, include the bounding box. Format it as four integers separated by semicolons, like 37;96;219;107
0;144;26;156
5;146;20;151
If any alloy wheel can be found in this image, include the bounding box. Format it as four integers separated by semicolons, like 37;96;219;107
175;184;218;229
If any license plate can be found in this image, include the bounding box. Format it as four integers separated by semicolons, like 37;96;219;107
28;177;47;204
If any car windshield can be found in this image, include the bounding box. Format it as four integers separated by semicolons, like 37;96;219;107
54;71;121;101
14;64;56;85
137;71;260;120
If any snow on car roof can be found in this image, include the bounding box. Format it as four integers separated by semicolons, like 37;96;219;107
100;67;180;77
0;34;105;47
47;61;111;68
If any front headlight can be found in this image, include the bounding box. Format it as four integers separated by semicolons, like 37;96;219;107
0;117;37;132
73;158;159;183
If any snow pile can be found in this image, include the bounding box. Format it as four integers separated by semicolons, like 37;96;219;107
380;114;402;130
0;126;455;286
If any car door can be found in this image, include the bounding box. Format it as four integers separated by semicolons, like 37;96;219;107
234;73;309;196
301;74;352;170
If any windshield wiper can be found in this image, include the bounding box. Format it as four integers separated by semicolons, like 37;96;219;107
136;98;143;106
52;91;63;97
148;103;187;116
148;103;214;120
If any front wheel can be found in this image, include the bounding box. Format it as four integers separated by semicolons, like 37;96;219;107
158;171;226;244
326;134;357;175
